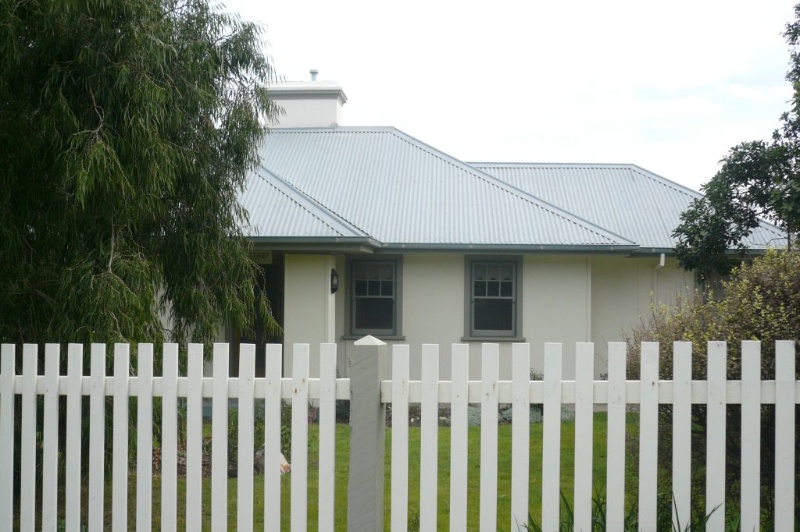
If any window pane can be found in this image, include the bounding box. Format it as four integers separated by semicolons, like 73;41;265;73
474;281;486;297
487;281;499;297
355;280;367;296
501;265;513;281
500;280;513;297
355;298;394;330
474;264;486;281
487;265;499;281
368;280;380;294
380;280;393;295
474;299;513;331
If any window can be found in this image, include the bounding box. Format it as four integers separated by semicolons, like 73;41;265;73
348;259;402;337
466;257;521;338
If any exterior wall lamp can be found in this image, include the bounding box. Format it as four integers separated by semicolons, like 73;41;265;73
330;268;339;294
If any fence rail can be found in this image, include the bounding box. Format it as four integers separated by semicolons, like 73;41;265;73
0;340;797;531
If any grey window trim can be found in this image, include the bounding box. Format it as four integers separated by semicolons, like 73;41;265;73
464;256;522;339
345;256;403;338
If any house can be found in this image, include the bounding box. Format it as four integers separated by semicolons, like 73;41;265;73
232;77;784;380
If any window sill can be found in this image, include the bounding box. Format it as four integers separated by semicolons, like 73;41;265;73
460;336;527;343
341;334;406;342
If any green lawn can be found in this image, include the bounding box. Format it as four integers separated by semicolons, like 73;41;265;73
130;412;640;531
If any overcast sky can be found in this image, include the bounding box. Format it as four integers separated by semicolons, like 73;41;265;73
224;0;797;192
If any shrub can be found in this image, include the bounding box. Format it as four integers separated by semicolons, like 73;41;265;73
626;249;800;521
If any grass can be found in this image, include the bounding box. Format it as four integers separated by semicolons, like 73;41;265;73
71;412;640;530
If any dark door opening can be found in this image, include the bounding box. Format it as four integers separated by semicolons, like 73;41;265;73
231;253;284;377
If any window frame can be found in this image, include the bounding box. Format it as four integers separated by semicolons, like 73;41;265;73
463;256;523;340
345;256;403;339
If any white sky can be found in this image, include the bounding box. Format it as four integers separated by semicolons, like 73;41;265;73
223;0;797;192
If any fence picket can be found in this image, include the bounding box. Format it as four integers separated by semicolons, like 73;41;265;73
449;344;469;532
318;343;337;532
42;344;60;532
65;345;85;531
740;341;761;531
161;344;179;530
479;344;499;532
0;345;14;532
638;342;659;529
136;344;154;532
211;343;230;531
541;343;563;531
672;342;691;528
291;344;310;532
112;343;130;532
573;342;594;530
391;344;410;532
420;344;440;531
264;343;283;530
88;344;106;532
20;344;37;532
510;343;530;532
238;344;256;530
774;340;796;530
185;344;203;531
0;344;16;530
605;342;626;529
705;341;726;528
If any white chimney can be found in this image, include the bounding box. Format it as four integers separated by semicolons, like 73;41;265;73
268;70;347;128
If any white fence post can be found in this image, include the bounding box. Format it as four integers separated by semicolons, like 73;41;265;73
347;335;387;532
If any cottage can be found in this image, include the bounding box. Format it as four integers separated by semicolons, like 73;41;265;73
230;77;783;380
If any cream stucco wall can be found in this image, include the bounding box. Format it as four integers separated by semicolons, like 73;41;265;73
333;254;593;380
283;254;336;377
281;252;694;382
590;256;694;377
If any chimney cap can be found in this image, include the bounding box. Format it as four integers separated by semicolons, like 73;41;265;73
310;69;319;81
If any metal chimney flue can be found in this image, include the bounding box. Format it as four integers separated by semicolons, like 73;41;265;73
310;69;319;81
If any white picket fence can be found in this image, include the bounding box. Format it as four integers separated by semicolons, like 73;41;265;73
0;339;797;531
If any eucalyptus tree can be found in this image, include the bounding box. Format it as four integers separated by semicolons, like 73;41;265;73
0;0;279;347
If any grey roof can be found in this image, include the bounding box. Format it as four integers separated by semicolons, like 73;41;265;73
471;162;785;251
240;165;367;239
240;127;785;253
244;127;635;250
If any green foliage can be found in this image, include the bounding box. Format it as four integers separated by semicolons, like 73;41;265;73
627;249;800;523
523;491;724;532
673;7;800;279
0;0;279;347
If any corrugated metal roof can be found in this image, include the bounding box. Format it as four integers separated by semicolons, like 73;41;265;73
239;166;367;239
471;162;785;250
248;127;635;249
